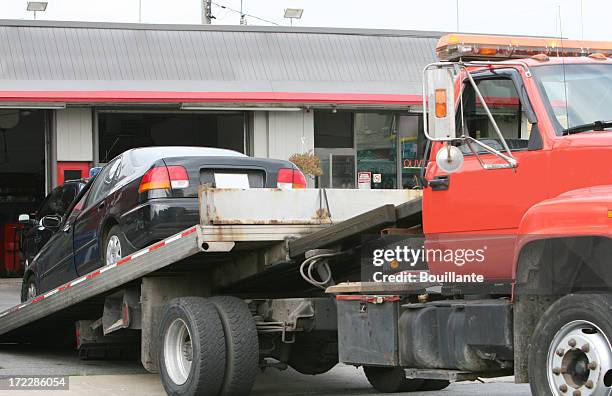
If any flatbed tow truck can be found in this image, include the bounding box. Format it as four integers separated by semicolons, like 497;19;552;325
2;33;612;396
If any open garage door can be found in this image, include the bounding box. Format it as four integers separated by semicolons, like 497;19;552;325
97;111;245;164
0;110;48;276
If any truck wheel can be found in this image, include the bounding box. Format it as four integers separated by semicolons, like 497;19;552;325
363;366;424;393
287;332;338;375
158;297;226;396
209;296;259;396
529;294;612;396
420;379;450;391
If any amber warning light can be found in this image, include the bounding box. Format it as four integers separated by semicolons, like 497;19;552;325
436;34;612;61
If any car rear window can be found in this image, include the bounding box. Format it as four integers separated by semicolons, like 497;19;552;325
130;147;246;167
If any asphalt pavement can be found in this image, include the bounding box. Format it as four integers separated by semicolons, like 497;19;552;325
0;278;531;395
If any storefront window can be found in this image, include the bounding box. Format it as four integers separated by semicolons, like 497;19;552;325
314;111;355;189
314;111;424;190
355;113;396;189
399;115;425;189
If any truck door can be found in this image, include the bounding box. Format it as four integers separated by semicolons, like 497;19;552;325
423;69;549;235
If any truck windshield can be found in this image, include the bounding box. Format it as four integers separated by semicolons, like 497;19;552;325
532;64;612;135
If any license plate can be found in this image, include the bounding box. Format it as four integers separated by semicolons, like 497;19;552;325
214;173;250;189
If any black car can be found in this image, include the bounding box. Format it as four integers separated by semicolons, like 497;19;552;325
19;179;87;267
22;146;307;301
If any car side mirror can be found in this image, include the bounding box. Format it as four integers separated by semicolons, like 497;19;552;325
40;215;62;230
18;214;30;224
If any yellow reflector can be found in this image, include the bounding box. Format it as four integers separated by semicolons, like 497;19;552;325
478;47;498;56
435;89;447;118
608;210;612;218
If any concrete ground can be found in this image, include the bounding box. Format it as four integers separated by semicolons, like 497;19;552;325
0;278;531;395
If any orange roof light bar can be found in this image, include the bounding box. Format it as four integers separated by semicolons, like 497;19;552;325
437;34;612;61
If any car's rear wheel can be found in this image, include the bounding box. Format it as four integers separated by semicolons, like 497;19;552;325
20;275;37;302
103;225;130;266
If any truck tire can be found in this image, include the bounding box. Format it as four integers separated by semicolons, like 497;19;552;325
363;366;424;393
209;296;259;396
158;297;226;396
529;294;612;396
287;331;338;375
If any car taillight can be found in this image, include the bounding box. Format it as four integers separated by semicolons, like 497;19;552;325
167;166;189;189
139;165;189;193
277;168;307;189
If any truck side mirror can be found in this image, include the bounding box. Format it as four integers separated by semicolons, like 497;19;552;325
424;64;457;141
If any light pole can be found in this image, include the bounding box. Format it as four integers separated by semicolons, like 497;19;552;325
284;8;303;27
26;1;48;20
203;0;212;24
456;0;460;31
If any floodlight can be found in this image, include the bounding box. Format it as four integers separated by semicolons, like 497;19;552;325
284;8;303;19
26;1;47;12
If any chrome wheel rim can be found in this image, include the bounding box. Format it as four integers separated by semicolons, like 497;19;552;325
27;282;36;300
547;320;612;396
164;318;193;385
105;235;122;265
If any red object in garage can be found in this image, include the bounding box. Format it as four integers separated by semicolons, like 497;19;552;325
0;223;24;276
57;162;90;185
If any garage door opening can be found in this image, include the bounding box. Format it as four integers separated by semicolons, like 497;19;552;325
0;109;47;275
97;112;245;163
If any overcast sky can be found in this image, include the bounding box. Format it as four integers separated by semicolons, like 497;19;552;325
1;0;611;40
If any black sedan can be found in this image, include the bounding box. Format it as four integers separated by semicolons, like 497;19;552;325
21;146;307;301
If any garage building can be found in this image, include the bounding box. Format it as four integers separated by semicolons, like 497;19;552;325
0;20;439;269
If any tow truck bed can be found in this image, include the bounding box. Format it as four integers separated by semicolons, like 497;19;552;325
0;188;421;342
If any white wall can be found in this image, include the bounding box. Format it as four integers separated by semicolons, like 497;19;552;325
55;108;93;162
253;110;314;160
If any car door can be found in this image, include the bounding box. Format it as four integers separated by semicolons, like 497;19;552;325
72;156;122;276
23;187;60;264
35;189;89;294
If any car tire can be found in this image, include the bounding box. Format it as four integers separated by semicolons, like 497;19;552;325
528;293;612;396
209;296;259;396
20;274;38;303
158;297;226;396
102;225;131;266
363;366;424;393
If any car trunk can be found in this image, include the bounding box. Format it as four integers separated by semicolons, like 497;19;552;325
162;156;289;198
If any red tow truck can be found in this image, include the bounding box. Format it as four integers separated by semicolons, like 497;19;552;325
0;33;610;396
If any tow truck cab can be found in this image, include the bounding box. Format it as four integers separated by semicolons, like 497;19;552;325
420;34;612;393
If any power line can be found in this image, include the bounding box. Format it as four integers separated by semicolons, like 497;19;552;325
211;1;281;26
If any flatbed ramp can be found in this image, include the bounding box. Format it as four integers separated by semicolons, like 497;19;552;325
0;188;421;341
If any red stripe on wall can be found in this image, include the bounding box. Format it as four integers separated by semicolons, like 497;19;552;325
0;90;423;105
